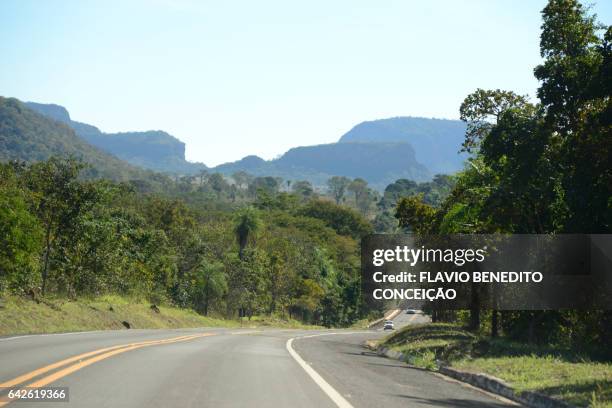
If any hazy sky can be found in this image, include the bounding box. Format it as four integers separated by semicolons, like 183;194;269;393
1;1;610;166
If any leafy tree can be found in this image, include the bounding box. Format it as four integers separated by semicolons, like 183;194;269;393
0;166;42;291
248;176;280;197
394;195;437;234
535;0;611;232
234;206;261;260
25;158;100;294
459;89;529;153
292;180;315;201
327;176;351;204
193;261;227;315
208;173;229;198
298;200;373;239
231;171;252;190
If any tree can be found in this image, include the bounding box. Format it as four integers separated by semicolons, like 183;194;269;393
197;169;209;186
232;171;252;190
208;173;229;198
459;89;529;153
327;176;350;205
25;158;100;294
379;179;418;211
193;261;227;315
395;195;437;234
248;176;280;197
0;166;42;290
347;178;373;215
298;200;373;239
535;0;602;132
292;180;314;201
534;0;611;232
234;206;261;260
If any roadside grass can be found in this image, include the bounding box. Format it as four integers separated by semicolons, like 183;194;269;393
381;323;612;407
0;294;326;336
349;318;372;329
0;294;239;336
241;314;322;329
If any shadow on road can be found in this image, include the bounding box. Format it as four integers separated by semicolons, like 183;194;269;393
393;394;513;407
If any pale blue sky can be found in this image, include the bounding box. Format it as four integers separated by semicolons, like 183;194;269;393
1;1;610;166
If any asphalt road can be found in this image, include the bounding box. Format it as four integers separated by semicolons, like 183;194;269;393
0;322;518;407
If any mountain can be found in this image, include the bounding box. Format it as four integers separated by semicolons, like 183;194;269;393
214;142;430;190
214;117;468;190
25;102;206;175
339;117;468;174
0;97;159;181
21;101;468;190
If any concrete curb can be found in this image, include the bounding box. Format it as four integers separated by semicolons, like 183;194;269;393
366;343;577;408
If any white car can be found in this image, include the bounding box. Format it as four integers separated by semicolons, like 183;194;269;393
383;320;394;330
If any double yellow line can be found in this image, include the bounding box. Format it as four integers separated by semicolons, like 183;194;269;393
0;333;214;406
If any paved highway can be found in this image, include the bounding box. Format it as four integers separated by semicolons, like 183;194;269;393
0;319;518;407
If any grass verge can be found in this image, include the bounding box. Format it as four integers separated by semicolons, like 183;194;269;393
380;323;612;408
0;295;323;335
0;294;240;336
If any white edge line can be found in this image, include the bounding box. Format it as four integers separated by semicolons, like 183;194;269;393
0;330;105;342
287;333;360;408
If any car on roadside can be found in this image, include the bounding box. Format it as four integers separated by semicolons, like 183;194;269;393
405;309;418;314
383;320;394;330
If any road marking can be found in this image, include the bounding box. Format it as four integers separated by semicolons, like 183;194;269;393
0;333;215;407
287;334;356;408
0;334;196;388
0;330;105;342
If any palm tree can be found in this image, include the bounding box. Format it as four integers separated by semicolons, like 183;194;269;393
234;206;261;260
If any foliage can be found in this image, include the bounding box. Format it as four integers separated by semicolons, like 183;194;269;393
393;0;611;350
298;199;373;239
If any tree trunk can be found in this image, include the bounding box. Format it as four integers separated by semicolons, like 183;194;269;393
41;223;52;295
469;284;480;331
470;309;480;331
491;309;499;338
238;232;248;260
203;285;209;316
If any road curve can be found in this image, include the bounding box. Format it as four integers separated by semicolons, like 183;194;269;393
0;327;518;407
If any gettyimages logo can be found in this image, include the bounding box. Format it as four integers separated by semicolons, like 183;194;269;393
361;234;612;311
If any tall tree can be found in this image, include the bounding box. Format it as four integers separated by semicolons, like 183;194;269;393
25;158;100;294
327;176;350;205
234;206;261;260
459;89;529;153
535;0;611;232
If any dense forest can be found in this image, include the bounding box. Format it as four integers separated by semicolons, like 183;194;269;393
0;151;449;326
395;0;611;351
0;0;610;345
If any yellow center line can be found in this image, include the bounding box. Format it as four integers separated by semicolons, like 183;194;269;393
0;333;215;407
0;334;195;388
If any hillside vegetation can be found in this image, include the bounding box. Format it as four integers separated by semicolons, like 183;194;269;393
215;141;431;190
26;101;207;175
0;98;158;182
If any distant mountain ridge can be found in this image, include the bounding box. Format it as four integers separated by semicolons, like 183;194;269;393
25;102;207;174
0;97;154;181
339;117;468;174
21;100;469;190
213;142;430;190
